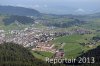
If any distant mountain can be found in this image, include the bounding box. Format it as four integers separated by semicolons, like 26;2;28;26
0;5;40;16
88;13;100;18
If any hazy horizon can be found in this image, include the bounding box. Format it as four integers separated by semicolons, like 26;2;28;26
0;0;100;15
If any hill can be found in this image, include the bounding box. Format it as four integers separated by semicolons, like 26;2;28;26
88;13;100;18
0;5;40;16
0;14;35;30
0;42;65;66
76;46;100;65
3;15;35;25
0;42;35;66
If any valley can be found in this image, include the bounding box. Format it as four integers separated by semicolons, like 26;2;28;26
0;14;100;61
0;6;100;65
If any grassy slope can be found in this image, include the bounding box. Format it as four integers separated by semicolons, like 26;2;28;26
31;51;53;60
81;19;100;30
53;34;96;58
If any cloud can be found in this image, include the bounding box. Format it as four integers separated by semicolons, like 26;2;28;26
74;8;87;14
44;4;48;8
75;8;85;12
33;4;40;8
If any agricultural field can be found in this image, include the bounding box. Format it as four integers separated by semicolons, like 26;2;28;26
53;34;95;58
31;33;100;60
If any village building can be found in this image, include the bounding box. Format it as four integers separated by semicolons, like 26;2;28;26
54;49;65;58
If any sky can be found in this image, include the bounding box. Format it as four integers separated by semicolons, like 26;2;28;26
0;0;100;14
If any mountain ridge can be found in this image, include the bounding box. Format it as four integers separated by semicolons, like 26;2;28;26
0;5;40;16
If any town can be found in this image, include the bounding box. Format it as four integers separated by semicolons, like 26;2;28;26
0;26;93;53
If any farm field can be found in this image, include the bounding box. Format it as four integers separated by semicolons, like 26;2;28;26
31;34;100;60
